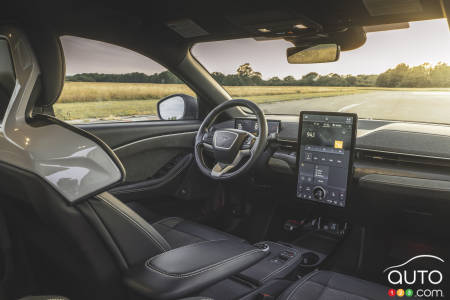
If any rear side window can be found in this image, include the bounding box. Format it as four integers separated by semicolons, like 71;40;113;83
55;36;195;124
0;38;15;123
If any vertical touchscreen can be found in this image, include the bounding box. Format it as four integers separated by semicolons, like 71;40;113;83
296;112;357;207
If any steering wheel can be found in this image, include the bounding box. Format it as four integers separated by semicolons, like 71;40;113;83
194;99;268;180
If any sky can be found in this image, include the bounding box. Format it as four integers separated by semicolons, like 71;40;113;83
61;19;450;79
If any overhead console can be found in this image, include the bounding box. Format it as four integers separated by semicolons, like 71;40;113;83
296;112;357;208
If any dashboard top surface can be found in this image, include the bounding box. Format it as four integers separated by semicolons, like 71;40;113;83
218;115;450;160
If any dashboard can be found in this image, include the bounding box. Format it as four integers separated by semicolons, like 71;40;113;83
207;114;450;240
235;118;280;136
213;115;450;214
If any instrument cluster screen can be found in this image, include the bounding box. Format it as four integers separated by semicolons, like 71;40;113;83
297;112;357;208
235;118;280;136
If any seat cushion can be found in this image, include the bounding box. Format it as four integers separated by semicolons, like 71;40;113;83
278;271;392;300
152;217;244;248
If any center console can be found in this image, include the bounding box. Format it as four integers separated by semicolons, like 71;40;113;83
124;239;268;299
237;242;302;285
196;241;329;300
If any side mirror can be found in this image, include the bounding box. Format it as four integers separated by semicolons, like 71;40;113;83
157;94;198;121
287;44;340;64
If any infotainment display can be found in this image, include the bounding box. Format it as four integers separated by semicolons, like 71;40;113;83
296;112;357;207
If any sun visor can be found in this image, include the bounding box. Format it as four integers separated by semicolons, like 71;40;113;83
362;0;423;16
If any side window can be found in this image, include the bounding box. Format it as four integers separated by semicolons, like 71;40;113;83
55;36;197;124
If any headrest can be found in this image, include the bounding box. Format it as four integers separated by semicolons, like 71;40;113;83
0;38;15;97
27;28;66;107
0;38;15;120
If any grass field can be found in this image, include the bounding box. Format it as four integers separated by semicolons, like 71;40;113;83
54;82;450;122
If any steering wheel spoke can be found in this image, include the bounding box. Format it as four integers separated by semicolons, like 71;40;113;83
211;150;251;178
200;131;214;149
241;133;256;150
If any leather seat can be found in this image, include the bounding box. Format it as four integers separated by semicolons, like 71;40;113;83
152;217;245;248
277;271;392;300
126;203;245;248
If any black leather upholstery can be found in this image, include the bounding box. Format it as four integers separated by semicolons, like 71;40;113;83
26;28;65;108
277;271;392;300
125;239;268;299
0;163;127;300
85;192;171;268
179;298;214;300
0;87;9;121
0;38;15;120
152;217;244;248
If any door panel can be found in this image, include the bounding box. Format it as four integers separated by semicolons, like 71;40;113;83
79;121;204;199
112;131;197;183
78;120;201;149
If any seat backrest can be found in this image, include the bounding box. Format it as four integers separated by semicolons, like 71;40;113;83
0;38;15;122
0;26;171;300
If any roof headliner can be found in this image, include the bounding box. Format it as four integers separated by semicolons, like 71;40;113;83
2;0;447;67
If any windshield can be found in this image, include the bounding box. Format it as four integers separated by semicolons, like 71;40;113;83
191;19;450;124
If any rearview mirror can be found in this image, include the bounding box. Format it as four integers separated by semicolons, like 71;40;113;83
287;44;340;64
157;94;198;121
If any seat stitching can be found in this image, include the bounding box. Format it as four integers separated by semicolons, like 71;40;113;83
152;216;184;226
98;195;168;251
147;239;225;262
156;219;239;243
174;220;240;240
145;248;263;278
157;222;210;241
314;271;333;300
308;280;379;300
157;226;205;245
285;272;382;300
261;246;299;282
146;248;262;278
102;199;167;251
285;270;320;300
261;249;299;282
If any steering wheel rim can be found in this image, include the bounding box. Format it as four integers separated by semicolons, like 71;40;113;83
194;99;268;180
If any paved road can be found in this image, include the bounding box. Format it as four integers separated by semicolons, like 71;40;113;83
259;91;450;124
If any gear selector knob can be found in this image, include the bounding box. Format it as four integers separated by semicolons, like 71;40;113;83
313;186;326;200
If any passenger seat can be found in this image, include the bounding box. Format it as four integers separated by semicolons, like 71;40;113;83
277;270;393;300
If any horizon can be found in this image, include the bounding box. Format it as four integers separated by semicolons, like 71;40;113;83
65;61;440;80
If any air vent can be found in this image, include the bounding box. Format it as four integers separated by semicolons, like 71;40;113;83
355;149;450;168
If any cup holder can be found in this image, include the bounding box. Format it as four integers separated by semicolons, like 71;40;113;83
299;252;320;266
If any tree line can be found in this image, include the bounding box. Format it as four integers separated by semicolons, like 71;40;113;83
375;62;450;87
66;71;184;84
66;62;450;87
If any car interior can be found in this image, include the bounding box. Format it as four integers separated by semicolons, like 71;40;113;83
1;1;450;299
